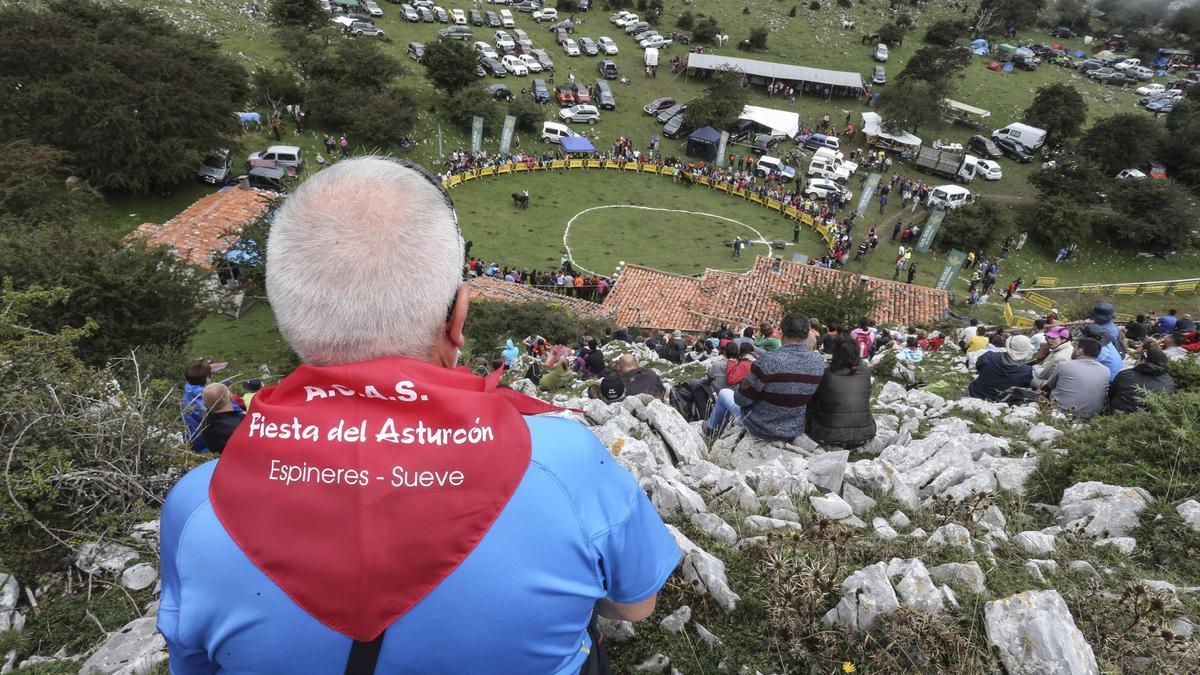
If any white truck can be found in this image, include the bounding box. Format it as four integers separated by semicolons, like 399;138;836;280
644;47;658;68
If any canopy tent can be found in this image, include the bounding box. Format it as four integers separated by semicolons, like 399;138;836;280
970;39;989;56
739;105;800;138
861;112;922;150
560;136;596;154
686;126;721;161
331;0;358;5
685;53;864;95
942;99;991;119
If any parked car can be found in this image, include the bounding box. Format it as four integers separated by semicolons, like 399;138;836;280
407;42;426;61
797;133;839;151
485;11;501;26
248;145;305;173
532;48;555;71
1116;168;1147;180
531;78;550;102
640;34;672;49
1127;65;1155;80
494;30;515;50
968;134;1003;160
469;8;483;24
533;7;558;21
624;21;650;35
433;6;449;21
1087;67;1115;80
541;120;574;143
515;0;539;11
662;112;689;139
1147;161;1169;180
363;0;383;16
474;41;498;59
749;133;786;155
1074;59;1104;73
874;43;889;62
578;37;599;56
549;19;576;34
563;38;580;56
560;104;600;124
1051;25;1076;38
590;36;615;55
1114;57;1140;70
597;59;619;78
993;136;1033;162
614;13;639;26
197;148;233;184
1147;98;1177;113
975;159;1003;180
632;29;658;42
418;6;434;21
1136;83;1166;96
593;79;615;109
246;165;288;193
513;28;531;44
728;118;761;142
643;96;674;114
655;102;685;123
451;8;467;24
572;82;591;104
500;54;528;75
401;4;420;21
500;9;515;26
347;20;385;36
519;53;543;72
554;27;570;44
554;84;576;105
755;155;796;180
871;65;886;85
1101;72;1136;87
805;178;852;201
439;25;473;40
478;56;508;77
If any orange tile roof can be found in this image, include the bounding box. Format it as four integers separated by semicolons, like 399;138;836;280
130;187;274;269
603;255;949;331
466;276;616;322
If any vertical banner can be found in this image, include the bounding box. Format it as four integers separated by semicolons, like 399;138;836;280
855;173;881;216
935;248;966;290
715;131;730;167
915;209;946;253
470;116;484;153
437;123;443;160
498;115;517;156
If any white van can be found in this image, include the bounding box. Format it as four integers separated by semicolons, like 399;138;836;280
812;147;858;174
807;157;851;182
644;46;659;67
991;123;1047;151
927;184;973;209
540;120;575;143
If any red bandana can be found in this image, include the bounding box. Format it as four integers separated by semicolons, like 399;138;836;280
209;358;560;642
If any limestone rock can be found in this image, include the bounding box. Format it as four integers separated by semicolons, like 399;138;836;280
892;558;945;613
595;616;635;642
660;605;691;633
975;505;1008;532
120;564;158;592
1058;482;1151;538
1027;423;1063;446
984;590;1099;675
690;513;738;546
841;483;877;516
744;515;802;532
929;562;988;595
1177;500;1200;533
890;510;911;529
1068;561;1099;578
636;653;671;673
0;575;16;613
1014;530;1056;555
810;492;853;520
877;381;908;405
873;518;898;540
1170;617;1194;640
693;621;720;647
821;562;900;632
75;542;138;577
668;525;740;612
642;399;707;465
1025;561;1048;583
807;450;849;494
78;617;167;675
1094;537;1135;554
927;524;972;552
648;476;707;518
713;471;759;512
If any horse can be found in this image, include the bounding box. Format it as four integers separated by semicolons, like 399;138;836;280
511;193;529;209
679;172;695;188
861;32;880;45
841;19;856;30
715;33;729;46
236;112;262;131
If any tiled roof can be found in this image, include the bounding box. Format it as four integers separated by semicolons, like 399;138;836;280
466;276;616;322
130;187;274;269
603;255;949;331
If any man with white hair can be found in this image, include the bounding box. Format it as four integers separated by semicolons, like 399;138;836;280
158;158;680;673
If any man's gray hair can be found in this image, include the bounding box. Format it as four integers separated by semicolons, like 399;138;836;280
266;157;464;365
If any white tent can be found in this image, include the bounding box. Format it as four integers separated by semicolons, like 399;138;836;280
739;105;800;138
861;111;922;148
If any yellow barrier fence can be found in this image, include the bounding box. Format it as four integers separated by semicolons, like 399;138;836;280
1173;282;1198;294
1004;302;1015;327
1142;285;1168;295
1024;292;1055;310
1034;277;1058;287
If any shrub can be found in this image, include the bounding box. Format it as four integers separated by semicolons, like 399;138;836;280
557;0;579;10
937;198;1013;254
692;16;720;43
776;275;880;331
463;300;614;357
749;26;768;48
922;19;969;46
809;0;820;9
836;0;851;7
676;10;694;28
508;95;546;133
1167;357;1200;393
1034;392;1200;504
789;5;797;16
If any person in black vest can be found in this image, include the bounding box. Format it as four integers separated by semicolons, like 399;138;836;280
1107;348;1175;413
199;383;245;455
806;335;876;447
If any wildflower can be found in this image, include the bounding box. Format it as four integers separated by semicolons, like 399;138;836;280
842;662;857;673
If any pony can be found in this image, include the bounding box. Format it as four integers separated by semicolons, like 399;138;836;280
841;19;856;30
511;193;529;209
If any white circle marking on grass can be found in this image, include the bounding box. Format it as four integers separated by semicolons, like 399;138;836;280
562;205;774;277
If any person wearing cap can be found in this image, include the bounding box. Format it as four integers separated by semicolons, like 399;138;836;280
1090;302;1124;356
1044;337;1111;419
597;372;626;403
158;158;679;673
968;334;1034;401
1080;324;1124;381
1107;348;1176;414
1031;325;1073;389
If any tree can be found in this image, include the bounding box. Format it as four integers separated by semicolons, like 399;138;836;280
0;1;247;192
898;46;970;88
251;67;306;111
978;0;1045;29
424;39;481;94
922;19;970;46
1055;0;1092;32
443;85;504;133
682;68;750;133
1023;84;1087;144
677;10;694;29
300;38;416;146
692;17;720;43
270;0;324;28
1106;180;1199;252
1078;114;1164;175
1161;98;1200;187
938;199;1013;253
1028;160;1111;204
877;22;905;47
877;81;941;133
776;276;879;331
508;96;546;133
1019;195;1093;249
748;27;768;49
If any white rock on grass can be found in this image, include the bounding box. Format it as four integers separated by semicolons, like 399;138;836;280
667;526;740;612
690;513;738;546
659;605;691;633
744;515;803;533
1014;531;1057;556
635;653;671;673
648;476;707;518
929;562;988;595
890;558;945;613
807;450;849;494
810;493;853;520
641;399;707;465
120;564;158;592
873;518;898;541
1094;537;1136;554
1057;482;1151;538
75;542;138;576
595;616;635;642
1024;561;1048;583
713;472;759;512
1027;423;1063;446
927;524;973;552
1068;560;1100;578
0;575;16;613
821;562;900;632
693;621;720;647
78;617;166;675
890;510;911;529
840;483;877;516
985;590;1099;675
1178;500;1200;533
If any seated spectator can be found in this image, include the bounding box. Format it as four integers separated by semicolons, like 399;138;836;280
538;359;575;391
545;337;574;368
593;372;626;403
707;342;739;390
199;383;245;455
1178;313;1197;333
1184;330;1200;353
732;326;755;349
617;354;666;399
816;324;838;354
1080;324;1123;381
1156;308;1178;335
685;340;713;363
754;322;782;352
1161;332;1190;359
241;378;263;412
1123;315;1148;347
181;360;213;453
704;313;824;441
896;337;924;364
914;328;929;350
958;318;980;349
965;326;990;353
582;343;607;377
1108;348;1176;414
1044;337;1110;419
1028;319;1046;352
1090;302;1121;353
968;335;1033;401
927;331;945;351
850;317;874;358
806;335;876;448
1031;325;1072;388
501;339;520;367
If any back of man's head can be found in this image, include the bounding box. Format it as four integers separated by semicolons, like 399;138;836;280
616;353;638;374
1076;337;1101;359
742;326;754;338
185;360;212;386
266;158;464;366
780;313;811;340
202;382;232;412
970;318;979;327
1170;308;1178;316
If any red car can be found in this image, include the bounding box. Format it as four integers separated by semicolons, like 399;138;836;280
1147;161;1169;180
573;83;591;104
554;85;576;105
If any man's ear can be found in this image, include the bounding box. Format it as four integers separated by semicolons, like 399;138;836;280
446;284;470;350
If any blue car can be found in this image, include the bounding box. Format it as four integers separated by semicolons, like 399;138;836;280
796;132;840;152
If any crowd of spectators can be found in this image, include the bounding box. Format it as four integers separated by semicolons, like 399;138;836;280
464;256;612;301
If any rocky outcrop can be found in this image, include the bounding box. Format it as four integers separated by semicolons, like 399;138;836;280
985;590;1099;675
